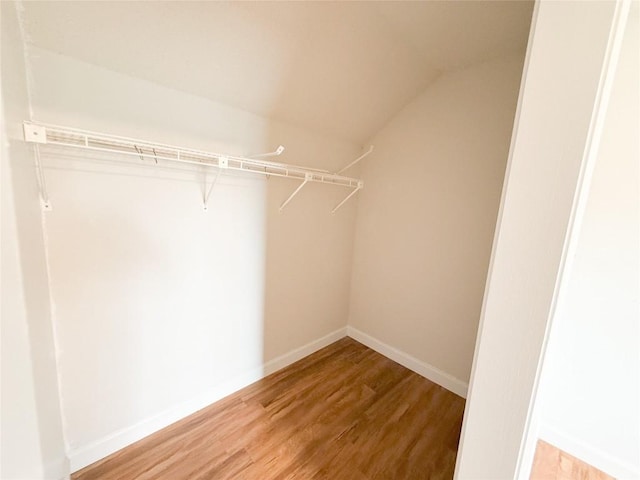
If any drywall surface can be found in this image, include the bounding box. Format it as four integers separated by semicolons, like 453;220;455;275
455;1;621;479
1;6;43;477
1;113;44;480
1;2;68;479
538;6;639;478
26;47;359;470
1;93;44;480
348;54;524;388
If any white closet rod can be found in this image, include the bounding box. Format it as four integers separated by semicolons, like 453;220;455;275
23;121;365;213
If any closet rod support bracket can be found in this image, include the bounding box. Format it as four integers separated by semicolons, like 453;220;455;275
202;157;229;210
251;145;285;159
24;127;52;211
332;181;363;215
279;173;312;213
336;146;373;175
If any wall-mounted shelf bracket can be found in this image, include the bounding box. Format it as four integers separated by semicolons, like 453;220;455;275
202;169;221;211
24;123;52;211
24;123;47;144
279;172;312;213
332;181;363;215
336;145;374;175
202;156;228;210
251;145;285;158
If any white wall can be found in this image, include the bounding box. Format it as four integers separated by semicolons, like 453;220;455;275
348;54;525;394
455;1;626;478
1;2;67;478
26;47;359;471
1;106;44;480
537;5;639;478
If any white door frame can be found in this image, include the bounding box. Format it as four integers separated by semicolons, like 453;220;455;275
454;1;631;478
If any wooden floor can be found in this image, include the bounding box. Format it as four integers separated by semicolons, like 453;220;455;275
530;440;614;480
73;337;465;480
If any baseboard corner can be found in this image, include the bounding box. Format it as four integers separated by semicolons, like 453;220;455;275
262;326;348;376
346;325;468;398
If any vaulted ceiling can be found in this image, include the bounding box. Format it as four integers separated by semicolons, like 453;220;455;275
21;1;533;144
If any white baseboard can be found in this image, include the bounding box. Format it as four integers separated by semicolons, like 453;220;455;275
262;327;348;376
69;326;347;473
346;326;468;398
69;326;468;472
539;423;640;480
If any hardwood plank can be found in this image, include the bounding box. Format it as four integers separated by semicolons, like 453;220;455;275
73;337;465;480
530;440;615;480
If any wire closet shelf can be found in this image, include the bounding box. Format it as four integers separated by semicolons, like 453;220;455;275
23;121;369;213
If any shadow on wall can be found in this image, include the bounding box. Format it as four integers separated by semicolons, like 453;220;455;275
260;126;360;367
40;147;268;457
